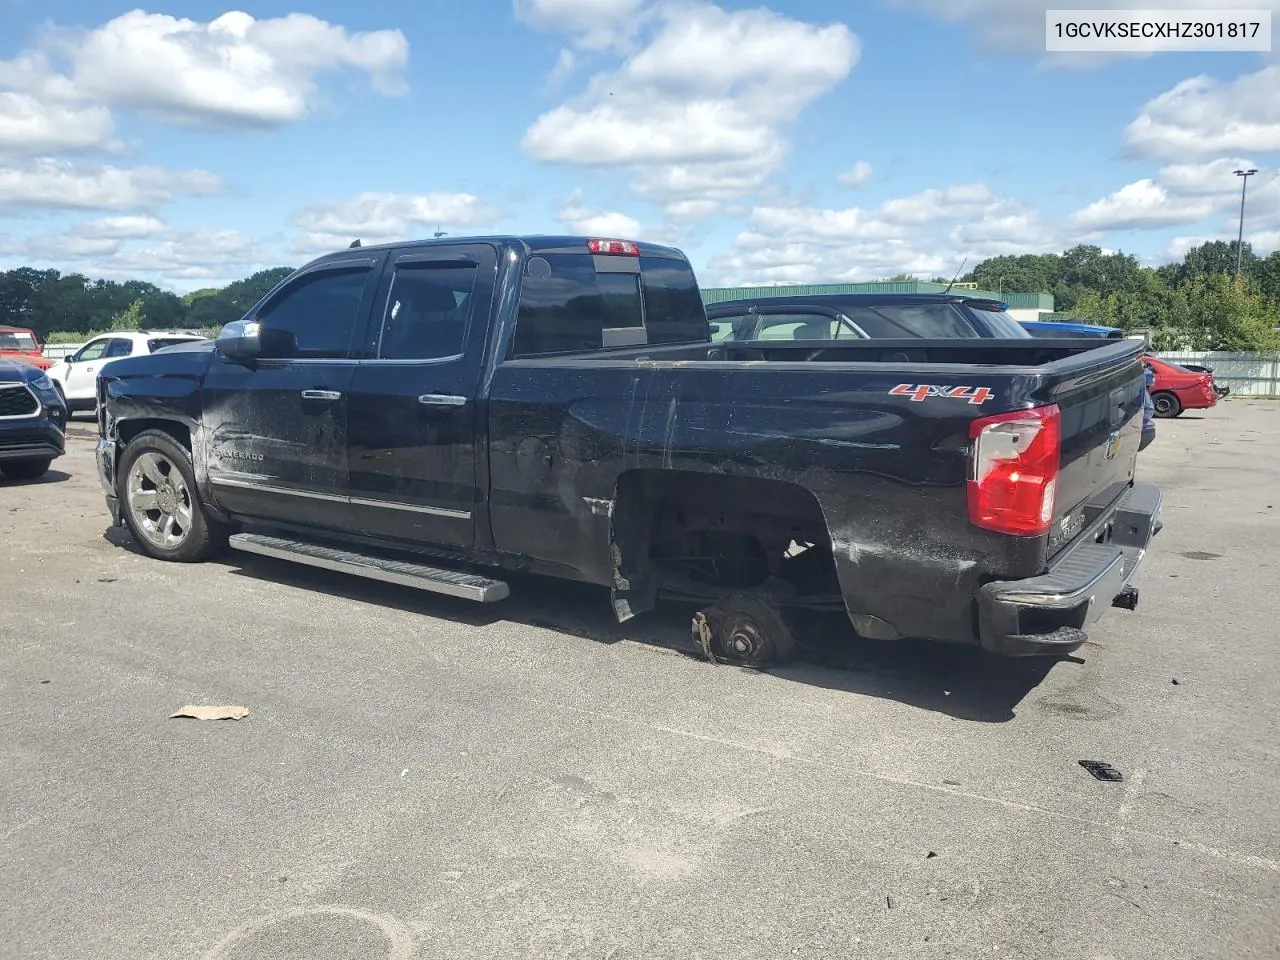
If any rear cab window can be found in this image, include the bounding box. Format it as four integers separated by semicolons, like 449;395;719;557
147;337;199;352
964;306;1030;338
842;303;981;338
511;249;709;357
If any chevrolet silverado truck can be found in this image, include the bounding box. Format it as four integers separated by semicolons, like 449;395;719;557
94;235;1161;664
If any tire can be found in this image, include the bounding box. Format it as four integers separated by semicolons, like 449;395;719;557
117;429;226;562
1151;391;1182;419
1;458;52;480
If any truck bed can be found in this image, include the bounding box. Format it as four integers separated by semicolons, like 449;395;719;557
488;335;1147;645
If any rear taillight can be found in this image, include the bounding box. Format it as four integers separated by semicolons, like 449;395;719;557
967;404;1061;537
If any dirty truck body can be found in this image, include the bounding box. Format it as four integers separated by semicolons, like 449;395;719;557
95;236;1160;662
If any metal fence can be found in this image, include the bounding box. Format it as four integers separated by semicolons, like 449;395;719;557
1157;351;1280;398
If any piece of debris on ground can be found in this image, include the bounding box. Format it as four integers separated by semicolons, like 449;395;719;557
169;705;250;721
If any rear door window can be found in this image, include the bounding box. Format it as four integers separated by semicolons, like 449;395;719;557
103;338;134;358
511;253;707;357
375;260;479;361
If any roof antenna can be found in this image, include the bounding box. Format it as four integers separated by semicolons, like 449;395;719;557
942;255;968;295
349;238;361;248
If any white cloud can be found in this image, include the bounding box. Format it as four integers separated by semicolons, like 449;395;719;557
521;2;858;215
80;215;169;239
705;236;955;287
564;209;644;236
1;220;278;292
291;191;501;252
546;48;577;90
1125;65;1280;161
1069;179;1219;231
703;181;1063;286
837;160;872;188
879;183;998;225
1067;161;1280;234
749;204;902;242
0;9;408;150
0;160;222;211
557;190;643;235
949;209;1059;257
514;0;647;50
1155;157;1263;195
664;199;723;220
0;92;115;156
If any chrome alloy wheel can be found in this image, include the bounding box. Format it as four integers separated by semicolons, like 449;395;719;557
126;451;194;549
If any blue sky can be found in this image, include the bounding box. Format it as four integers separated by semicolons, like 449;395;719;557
1;0;1277;291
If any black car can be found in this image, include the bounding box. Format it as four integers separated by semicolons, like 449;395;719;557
705;293;1032;342
0;358;67;480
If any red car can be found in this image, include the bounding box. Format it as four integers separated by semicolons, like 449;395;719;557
0;325;55;371
1142;355;1221;418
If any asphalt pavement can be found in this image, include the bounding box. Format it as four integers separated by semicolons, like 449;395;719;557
2;403;1278;960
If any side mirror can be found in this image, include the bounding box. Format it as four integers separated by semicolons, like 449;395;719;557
215;319;262;361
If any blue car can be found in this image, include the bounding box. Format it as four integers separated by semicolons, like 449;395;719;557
0;358;67;480
1020;319;1125;339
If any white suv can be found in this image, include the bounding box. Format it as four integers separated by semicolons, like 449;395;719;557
45;331;208;413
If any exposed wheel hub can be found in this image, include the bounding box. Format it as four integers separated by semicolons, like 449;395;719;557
727;622;763;658
691;593;797;667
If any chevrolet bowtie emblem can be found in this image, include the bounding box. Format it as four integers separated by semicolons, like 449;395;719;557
1104;430;1121;460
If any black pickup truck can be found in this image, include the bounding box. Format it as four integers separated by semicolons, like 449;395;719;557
94;235;1161;664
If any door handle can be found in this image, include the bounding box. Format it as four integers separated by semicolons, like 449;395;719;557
301;389;342;401
418;394;467;407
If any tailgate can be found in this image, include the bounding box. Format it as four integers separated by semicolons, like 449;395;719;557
1045;346;1146;558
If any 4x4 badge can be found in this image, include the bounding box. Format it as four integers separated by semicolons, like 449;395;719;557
890;384;993;405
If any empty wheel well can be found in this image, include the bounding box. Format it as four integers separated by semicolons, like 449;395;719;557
117;418;192;453
611;470;836;593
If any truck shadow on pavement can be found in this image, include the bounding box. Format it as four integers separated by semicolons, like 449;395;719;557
198;545;1064;725
1;469;71;486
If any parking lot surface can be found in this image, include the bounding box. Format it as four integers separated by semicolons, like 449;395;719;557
2;403;1278;960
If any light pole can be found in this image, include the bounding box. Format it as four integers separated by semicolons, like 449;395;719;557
1233;168;1258;277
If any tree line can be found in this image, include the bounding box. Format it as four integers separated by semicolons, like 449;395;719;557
961;241;1280;351
0;266;294;343
1;240;1278;351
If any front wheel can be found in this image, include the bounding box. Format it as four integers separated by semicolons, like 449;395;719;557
117;430;225;562
1;458;52;481
1151;391;1182;418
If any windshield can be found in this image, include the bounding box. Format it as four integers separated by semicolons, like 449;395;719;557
0;331;38;351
